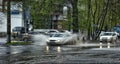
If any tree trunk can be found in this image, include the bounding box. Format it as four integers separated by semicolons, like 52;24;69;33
7;0;11;43
71;0;79;33
87;0;91;40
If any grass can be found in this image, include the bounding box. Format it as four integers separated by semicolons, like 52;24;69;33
6;41;32;45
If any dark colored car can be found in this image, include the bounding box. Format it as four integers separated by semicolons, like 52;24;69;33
12;26;25;38
12;26;31;41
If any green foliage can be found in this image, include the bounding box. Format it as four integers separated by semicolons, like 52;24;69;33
6;41;32;45
28;0;120;32
30;0;65;29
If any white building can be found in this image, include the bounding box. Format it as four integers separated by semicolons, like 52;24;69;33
0;2;23;32
0;12;23;32
0;12;7;32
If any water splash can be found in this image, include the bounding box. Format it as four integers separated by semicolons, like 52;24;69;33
63;34;78;45
32;34;49;45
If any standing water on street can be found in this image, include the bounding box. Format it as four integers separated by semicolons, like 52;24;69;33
31;33;49;45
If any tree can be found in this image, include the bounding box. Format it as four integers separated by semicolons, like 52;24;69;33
7;0;11;43
30;0;120;40
70;0;79;33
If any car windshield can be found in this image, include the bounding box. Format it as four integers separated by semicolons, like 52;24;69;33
102;32;113;36
52;33;64;37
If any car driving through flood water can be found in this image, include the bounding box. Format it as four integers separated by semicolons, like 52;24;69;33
46;32;78;46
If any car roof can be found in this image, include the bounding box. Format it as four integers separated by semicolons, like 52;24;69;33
101;32;113;34
51;32;71;35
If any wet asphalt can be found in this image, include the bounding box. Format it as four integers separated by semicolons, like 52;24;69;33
0;37;120;64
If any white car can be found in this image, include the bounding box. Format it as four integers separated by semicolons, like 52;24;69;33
44;29;59;35
99;32;118;42
46;33;77;45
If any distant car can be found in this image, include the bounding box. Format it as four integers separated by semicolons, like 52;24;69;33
12;26;32;41
44;29;59;35
12;26;25;38
12;26;25;33
46;33;77;45
59;30;72;34
34;29;49;34
99;32;118;42
112;26;120;37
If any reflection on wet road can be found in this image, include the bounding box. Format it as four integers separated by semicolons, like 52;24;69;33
1;36;120;64
0;43;119;64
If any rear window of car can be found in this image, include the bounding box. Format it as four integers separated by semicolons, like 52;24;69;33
13;27;25;32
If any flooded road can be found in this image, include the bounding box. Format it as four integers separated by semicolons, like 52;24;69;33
0;35;120;64
0;42;120;64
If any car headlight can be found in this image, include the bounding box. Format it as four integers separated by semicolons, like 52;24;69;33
46;39;50;42
55;40;61;42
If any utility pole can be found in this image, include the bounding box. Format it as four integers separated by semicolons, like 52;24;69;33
7;0;11;43
23;0;30;33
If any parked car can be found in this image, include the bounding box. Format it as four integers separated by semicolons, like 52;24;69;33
99;32;118;43
12;26;25;38
12;26;31;41
46;33;77;45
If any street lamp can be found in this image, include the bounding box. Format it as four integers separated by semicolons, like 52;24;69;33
63;3;72;20
63;6;68;20
63;3;72;31
23;0;32;33
52;12;59;29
